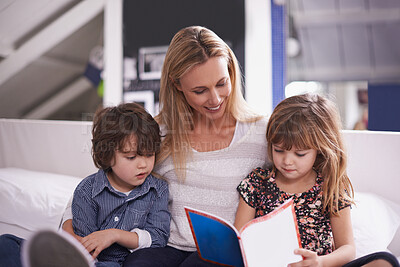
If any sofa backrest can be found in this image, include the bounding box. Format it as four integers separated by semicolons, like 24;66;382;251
0;119;96;178
342;130;400;205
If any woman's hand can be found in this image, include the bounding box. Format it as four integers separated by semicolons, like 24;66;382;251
288;248;323;267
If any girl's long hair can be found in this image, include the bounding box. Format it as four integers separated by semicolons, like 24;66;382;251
266;94;354;215
155;26;260;181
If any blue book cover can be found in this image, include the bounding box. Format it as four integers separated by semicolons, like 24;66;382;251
185;199;302;267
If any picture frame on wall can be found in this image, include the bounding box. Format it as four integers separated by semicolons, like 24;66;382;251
124;90;155;116
138;46;168;80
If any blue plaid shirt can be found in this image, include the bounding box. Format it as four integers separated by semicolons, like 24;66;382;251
72;169;170;264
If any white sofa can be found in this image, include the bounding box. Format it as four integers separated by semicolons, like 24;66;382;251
0;119;399;260
342;130;400;258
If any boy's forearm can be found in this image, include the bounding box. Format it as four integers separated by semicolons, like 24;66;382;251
113;229;139;250
64;218;140;250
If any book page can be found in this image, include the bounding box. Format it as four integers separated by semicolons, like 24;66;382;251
239;201;302;267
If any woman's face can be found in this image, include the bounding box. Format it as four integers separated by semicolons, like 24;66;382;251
177;56;232;122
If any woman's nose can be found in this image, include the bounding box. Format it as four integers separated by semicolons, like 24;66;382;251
208;88;221;105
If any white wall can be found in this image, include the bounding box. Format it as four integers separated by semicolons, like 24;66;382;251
103;0;123;107
245;0;273;116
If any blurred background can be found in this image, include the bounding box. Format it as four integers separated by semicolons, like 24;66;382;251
0;0;399;130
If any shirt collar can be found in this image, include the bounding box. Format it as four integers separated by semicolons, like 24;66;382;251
92;169;112;197
92;169;163;198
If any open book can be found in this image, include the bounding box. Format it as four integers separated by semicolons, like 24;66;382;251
185;199;302;267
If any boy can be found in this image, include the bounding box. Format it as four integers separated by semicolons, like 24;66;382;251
25;103;170;267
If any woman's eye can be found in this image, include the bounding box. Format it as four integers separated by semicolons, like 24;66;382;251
127;156;136;160
193;89;205;95
274;149;283;153
296;153;306;157
217;82;226;87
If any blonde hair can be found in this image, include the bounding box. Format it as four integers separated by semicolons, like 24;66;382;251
155;26;260;181
266;93;354;215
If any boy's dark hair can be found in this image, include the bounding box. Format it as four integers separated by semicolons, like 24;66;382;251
91;102;161;171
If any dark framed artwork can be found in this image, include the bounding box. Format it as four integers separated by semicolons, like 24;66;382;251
138;45;168;80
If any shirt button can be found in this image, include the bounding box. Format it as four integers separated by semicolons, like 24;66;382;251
114;216;119;222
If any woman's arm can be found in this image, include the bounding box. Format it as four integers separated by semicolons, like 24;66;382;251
62;219;82;242
234;197;256;230
61;197;82;242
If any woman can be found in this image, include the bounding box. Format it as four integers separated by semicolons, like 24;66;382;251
54;25;267;266
123;26;269;266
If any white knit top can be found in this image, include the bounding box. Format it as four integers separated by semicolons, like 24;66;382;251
154;117;269;251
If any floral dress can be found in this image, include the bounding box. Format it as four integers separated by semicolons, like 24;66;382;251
237;167;350;255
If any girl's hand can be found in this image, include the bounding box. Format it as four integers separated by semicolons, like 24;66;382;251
81;229;118;259
288;248;322;267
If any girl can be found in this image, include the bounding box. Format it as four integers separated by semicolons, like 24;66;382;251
235;94;398;267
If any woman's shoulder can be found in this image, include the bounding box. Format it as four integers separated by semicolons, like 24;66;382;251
243;116;268;132
235;116;268;145
239;115;268;125
254;116;269;129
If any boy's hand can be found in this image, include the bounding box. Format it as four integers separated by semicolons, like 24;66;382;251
81;229;118;259
287;248;322;267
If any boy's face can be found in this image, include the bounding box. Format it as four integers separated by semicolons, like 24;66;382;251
107;135;155;192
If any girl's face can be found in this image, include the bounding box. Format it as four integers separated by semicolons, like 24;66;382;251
272;144;317;183
177;56;232;122
108;135;155;192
